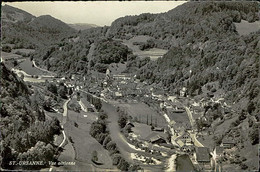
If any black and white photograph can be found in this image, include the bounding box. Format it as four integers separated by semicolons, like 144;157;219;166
0;1;259;171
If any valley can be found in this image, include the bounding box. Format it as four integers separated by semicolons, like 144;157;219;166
1;1;259;172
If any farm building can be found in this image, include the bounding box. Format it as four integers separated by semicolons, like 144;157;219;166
194;147;211;164
149;135;167;145
145;132;168;145
221;137;236;149
152;127;164;132
212;146;224;161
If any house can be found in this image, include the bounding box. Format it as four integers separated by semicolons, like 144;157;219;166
176;139;184;147
172;107;185;113
152;90;165;100
173;123;186;135
125;122;135;128
168;95;176;102
207;92;214;98
212;146;224;160
152;127;164;132
180;132;192;145
194;147;211;164
186;126;193;133
181;145;195;153
145;133;168;145
114;92;123;97
87;107;94;112
221;138;235;149
149;135;167;145
113;74;131;80
180;87;187;97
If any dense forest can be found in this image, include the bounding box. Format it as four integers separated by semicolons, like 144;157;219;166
0;63;61;170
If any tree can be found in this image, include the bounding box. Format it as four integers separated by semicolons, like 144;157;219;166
106;141;117;151
249;124;259;145
68;136;73;143
103;135;111;148
94;63;108;73
238;110;247;121
91;150;98;162
0;142;13;169
13;60;18;67
118;113;128;128
90;60;95;68
117;158;129;171
112;154;122;165
47;82;58;95
2;45;11;53
99;112;107;120
43;98;52;111
58;86;67;99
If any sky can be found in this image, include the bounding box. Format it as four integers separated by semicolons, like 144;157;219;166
4;1;186;26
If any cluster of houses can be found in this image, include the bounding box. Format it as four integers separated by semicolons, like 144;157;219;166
80;68;238;172
192;137;236;171
101;69;152;100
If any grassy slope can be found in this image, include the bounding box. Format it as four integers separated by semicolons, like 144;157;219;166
64;105;113;169
119;102;168;127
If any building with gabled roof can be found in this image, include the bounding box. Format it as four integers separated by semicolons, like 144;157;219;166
221;137;236;149
194;147;211;164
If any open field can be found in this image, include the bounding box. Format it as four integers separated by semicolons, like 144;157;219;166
11;48;35;54
121;35;168;61
1;51;22;61
131;122;167;141
235;20;260;36
119;102;168;128
134;48;168;61
64;108;113;169
16;58;46;75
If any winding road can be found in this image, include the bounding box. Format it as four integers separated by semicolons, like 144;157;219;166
59;99;71;146
32;60;55;76
49;99;70;172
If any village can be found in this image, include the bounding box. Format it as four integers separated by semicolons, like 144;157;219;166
2;49;242;171
59;68;239;171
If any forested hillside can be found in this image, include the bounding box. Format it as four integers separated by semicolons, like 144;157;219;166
2;5;35;23
32;27;134;74
120;1;260;119
108;1;259;49
2;5;75;49
0;63;61;170
31;27;107;75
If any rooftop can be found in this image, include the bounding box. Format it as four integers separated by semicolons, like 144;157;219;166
222;137;236;144
196;147;210;162
215;146;224;155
